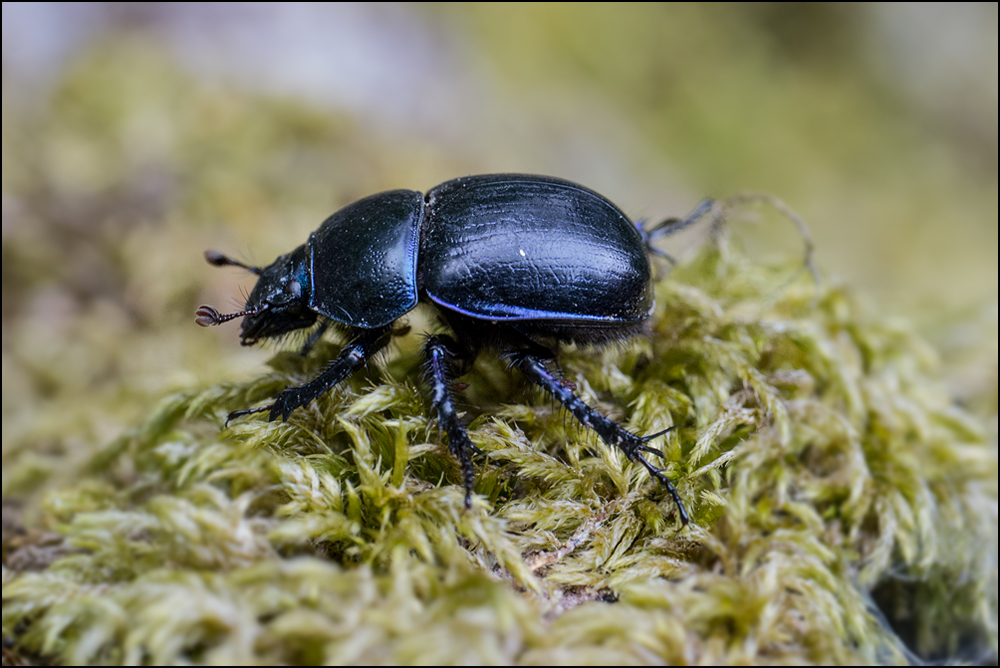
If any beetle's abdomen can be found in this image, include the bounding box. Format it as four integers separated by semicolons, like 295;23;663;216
422;174;653;324
309;190;423;328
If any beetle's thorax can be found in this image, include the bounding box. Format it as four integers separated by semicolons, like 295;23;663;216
306;189;423;329
240;245;316;344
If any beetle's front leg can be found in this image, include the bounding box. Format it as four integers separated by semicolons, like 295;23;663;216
513;352;689;526
228;327;390;424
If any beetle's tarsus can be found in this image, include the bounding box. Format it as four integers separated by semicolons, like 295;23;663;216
515;352;690;526
225;405;271;427
632;453;690;527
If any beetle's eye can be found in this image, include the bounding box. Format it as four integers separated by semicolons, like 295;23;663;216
285;281;302;298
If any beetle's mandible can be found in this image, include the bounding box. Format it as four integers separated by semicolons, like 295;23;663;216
197;174;713;525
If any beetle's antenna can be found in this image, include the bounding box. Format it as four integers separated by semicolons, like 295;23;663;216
204;249;263;275
194;304;264;327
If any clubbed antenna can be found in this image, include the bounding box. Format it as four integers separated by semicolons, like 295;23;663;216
195;304;261;327
203;250;262;275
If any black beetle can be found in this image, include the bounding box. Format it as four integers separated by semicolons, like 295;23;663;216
197;174;713;524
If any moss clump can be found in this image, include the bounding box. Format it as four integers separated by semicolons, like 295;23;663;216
3;243;996;665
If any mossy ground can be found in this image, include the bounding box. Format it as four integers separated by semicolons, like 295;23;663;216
2;36;996;666
3;243;996;665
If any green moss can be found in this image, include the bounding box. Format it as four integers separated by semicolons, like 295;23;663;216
3;36;995;666
3;243;996;665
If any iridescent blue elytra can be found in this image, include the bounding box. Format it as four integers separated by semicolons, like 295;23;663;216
298;174;652;330
197;174;709;525
423;175;652;324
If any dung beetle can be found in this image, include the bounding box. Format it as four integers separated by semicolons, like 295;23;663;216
197;174;713;525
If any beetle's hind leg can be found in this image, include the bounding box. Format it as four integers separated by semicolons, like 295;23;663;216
513;352;689;526
425;335;481;509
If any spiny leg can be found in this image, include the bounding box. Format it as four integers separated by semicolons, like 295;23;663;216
227;327;390;424
513;352;689;526
425;335;478;509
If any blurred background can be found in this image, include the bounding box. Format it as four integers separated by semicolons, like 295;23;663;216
2;3;996;496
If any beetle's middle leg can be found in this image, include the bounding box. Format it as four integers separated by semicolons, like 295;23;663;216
425;335;480;509
513;352;689;526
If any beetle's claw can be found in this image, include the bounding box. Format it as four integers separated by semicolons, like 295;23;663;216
619;431;664;462
632;453;690;527
640;425;681;444
616;427;689;527
635;443;665;458
225;404;272;428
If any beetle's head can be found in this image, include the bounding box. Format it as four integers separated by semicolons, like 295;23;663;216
196;245;317;345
